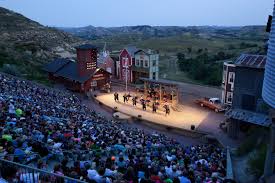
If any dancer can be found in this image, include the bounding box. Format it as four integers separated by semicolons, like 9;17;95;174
142;101;146;111
127;92;131;102
165;105;170;116
123;93;127;103
132;96;137;106
152;102;157;113
114;92;119;102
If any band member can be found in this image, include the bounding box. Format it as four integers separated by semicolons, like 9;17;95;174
123;93;127;103
132;96;137;106
114;92;119;102
142;101;146;111
152;102;157;113
126;92;131;102
165;105;170;116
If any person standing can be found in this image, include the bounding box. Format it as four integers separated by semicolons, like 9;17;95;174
123;93;127;103
116;93;119;102
114;92;119;102
152;102;157;113
126;92;131;102
142;101;146;111
132;96;137;106
165;105;170;116
114;92;118;102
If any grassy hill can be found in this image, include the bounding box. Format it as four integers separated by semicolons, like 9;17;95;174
0;7;84;84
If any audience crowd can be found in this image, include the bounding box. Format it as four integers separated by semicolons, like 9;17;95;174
0;73;227;183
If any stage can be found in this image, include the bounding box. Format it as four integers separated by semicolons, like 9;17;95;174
95;92;225;132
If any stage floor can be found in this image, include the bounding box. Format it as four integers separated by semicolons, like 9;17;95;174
96;92;225;132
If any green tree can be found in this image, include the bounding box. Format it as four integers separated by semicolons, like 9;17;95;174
197;48;203;54
177;53;190;71
187;47;192;54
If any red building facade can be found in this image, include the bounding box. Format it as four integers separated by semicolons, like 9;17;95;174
76;45;97;77
118;46;138;83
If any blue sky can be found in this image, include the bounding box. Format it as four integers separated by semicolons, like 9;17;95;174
0;0;273;27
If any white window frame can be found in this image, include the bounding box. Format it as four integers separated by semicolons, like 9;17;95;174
228;72;235;84
135;59;140;67
144;60;149;68
152;60;156;67
226;92;233;104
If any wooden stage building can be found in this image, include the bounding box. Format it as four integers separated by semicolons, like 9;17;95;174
44;44;111;93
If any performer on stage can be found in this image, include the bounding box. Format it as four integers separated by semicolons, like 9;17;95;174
165;105;170;116
142;101;146;111
114;92;119;102
123;93;127;103
126;92;131;102
152;102;157;113
132;96;137;106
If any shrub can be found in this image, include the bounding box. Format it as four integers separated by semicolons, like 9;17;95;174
248;144;267;177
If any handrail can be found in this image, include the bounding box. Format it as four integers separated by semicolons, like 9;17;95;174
226;146;234;180
0;158;87;183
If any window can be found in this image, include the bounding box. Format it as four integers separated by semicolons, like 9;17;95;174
91;80;97;86
136;59;140;67
86;62;90;69
152;72;156;80
123;57;129;67
226;92;233;104
144;60;149;67
152;60;156;66
107;67;112;73
86;62;96;70
228;72;235;83
140;60;144;67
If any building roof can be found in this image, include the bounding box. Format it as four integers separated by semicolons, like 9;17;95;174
234;54;267;69
98;53;114;64
135;49;158;55
45;59;110;83
75;44;98;50
54;61;93;83
125;46;138;57
225;108;271;127
43;58;72;73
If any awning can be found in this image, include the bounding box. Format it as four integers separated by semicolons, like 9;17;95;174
225;109;271;127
